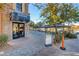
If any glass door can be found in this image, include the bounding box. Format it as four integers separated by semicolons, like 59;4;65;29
12;22;25;39
13;23;19;39
18;23;25;37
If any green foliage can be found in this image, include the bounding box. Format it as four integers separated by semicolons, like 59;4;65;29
36;22;43;27
34;3;79;43
29;21;36;28
65;32;77;39
0;34;8;47
34;3;78;25
60;4;78;24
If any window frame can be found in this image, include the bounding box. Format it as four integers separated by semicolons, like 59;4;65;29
16;3;22;12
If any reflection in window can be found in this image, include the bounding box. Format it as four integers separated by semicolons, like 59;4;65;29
16;3;22;12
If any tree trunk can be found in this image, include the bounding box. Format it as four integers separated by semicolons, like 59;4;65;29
68;22;71;33
54;25;60;44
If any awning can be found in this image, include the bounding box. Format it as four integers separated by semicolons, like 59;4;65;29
11;11;30;23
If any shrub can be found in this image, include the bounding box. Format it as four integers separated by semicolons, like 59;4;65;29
0;34;8;47
65;32;77;39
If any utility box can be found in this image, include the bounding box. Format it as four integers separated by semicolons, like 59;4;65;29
45;32;53;47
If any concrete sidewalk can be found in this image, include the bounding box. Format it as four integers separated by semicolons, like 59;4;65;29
34;36;79;56
34;46;79;56
0;31;45;56
0;31;79;56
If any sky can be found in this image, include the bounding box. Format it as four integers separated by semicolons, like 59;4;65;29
28;4;41;24
28;3;79;24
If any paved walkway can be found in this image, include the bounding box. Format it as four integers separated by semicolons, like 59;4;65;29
0;31;79;56
0;31;46;56
34;34;79;56
34;46;79;56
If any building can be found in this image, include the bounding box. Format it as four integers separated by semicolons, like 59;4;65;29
71;23;79;33
0;3;30;40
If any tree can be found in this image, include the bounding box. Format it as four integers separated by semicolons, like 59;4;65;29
59;4;78;32
34;3;79;44
29;21;40;30
34;3;62;43
36;22;43;27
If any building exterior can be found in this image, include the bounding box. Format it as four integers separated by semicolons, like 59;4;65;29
0;3;30;40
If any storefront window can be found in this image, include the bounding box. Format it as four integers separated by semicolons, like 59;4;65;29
13;22;25;39
16;3;22;12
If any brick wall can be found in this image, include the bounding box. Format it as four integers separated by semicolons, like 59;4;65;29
0;3;29;40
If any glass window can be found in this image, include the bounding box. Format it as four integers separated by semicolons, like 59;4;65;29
16;3;22;12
